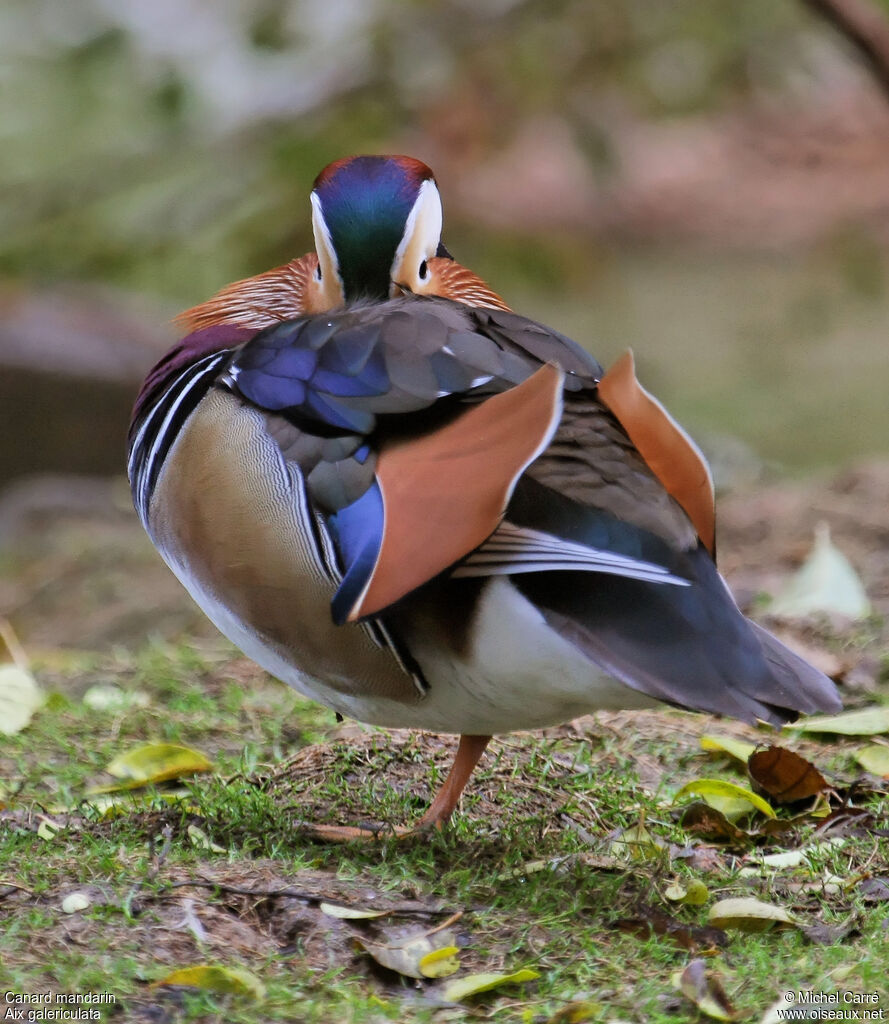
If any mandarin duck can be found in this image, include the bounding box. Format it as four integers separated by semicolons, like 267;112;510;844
128;155;841;838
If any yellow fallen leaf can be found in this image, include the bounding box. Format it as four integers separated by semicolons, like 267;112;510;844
708;897;797;932
443;969;540;1003
767;522;870;619
673;779;776;819
700;735;756;764
0;664;44;736
357;929;458;980
93;743;214;792
792;707;889;737
154;965;265;1000
543;1002;603;1023
418;945;461;978
854;744;889;776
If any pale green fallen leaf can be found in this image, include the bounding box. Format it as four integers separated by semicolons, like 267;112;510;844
82;684;150;712
708;897;798;932
609;820;665;861
0;664;44;736
37;819;63;841
806;792;834;819
792;706;889;737
673;779;776;819
700;735;756;764
497;858;553;880
155;965;265;999
61;893;91;914
705;794;763;822
821;873;845;895
187;824;226;854
673;959;737;1021
357;929;458;980
70;788;197;818
757;850;806;869
94;743;214;792
739;841;848;878
759;996;791;1024
443;968;540;1003
767;522;870;619
854;744;889;776
319;902;388;920
664;878;709;905
664;880;686;901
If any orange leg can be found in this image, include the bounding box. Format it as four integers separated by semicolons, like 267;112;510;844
302;733;492;842
415;733;492;829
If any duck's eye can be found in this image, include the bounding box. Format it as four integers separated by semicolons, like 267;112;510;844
419;260;429;281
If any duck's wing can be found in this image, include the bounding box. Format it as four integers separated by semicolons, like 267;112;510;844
227;297;691;622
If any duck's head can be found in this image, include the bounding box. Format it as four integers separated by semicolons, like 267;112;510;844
310;155;449;305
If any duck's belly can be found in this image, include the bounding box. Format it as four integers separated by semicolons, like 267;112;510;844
148;389;658;734
381;576;660;734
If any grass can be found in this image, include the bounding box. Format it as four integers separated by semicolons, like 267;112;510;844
2;637;888;1023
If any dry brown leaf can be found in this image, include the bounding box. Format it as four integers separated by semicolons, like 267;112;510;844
800;913;860;945
748;746;827;804
858;877;889;903
679;803;754;846
612;904;727;951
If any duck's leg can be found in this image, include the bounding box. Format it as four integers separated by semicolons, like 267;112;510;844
303;733;492;842
415;733;492;829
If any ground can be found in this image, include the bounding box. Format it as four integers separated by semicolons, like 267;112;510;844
0;461;887;1023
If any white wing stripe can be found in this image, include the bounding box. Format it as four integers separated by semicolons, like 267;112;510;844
454;523;689;586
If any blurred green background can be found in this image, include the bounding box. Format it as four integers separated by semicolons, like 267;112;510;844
3;0;889;483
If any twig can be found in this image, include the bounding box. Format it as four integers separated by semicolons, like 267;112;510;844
423;910;464;936
122;824;173;919
0;881;37;900
159;877;454;916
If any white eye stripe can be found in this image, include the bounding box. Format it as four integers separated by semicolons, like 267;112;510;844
310;191;344;301
391;179;443;288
